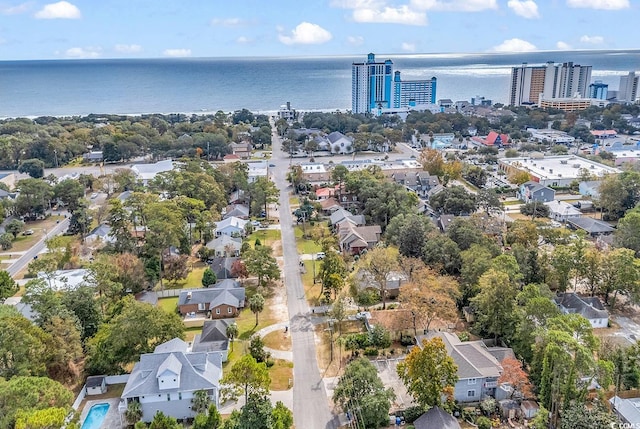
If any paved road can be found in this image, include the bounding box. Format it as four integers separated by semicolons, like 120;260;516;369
271;127;339;429
6;217;70;278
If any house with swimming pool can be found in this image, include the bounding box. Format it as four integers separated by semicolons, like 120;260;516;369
119;338;222;422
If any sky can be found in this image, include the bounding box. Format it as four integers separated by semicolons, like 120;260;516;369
0;0;638;60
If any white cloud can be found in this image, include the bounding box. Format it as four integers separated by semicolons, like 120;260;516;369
556;41;572;50
210;17;248;27
580;35;604;44
353;5;427;25
347;35;364;46
64;46;101;59
507;0;540;18
1;2;31;15
114;44;142;54
278;22;332;45
401;42;416;52
411;0;497;12
236;36;253;44
567;0;629;9
35;1;80;19
492;38;537;52
163;48;191;57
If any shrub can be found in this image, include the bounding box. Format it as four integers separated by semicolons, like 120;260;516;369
402;406;426;423
476;416;492;429
363;348;378;357
370;325;392;349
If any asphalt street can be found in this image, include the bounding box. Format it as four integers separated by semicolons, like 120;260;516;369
271;128;339;429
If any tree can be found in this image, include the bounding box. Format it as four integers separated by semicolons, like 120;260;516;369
238;394;273;429
202;268;217;288
5;219;24;239
248;177;279;218
319;249;347;300
14;178;53;218
559;402;616;429
18;158;45;178
53;179;85;212
192;390;211;415
0;307;50;380
446;217;484;251
125;401;143;426
397;337;458;408
419;148;445;177
226;323;239;352
400;267;459;336
14;406;68;429
600;248;640;308
615;210;640;256
0;270;18;300
0;376;73;429
249;293;265;326
429;185;477;215
86;297;185;374
163;254;189;284
149;411;180;429
243;246;280;287
520;202;550;219
0;233;13;250
43;313;83;384
476;188;502;215
422;233;461;275
271;401;293;429
498;357;534;399
333;358;395;429
471;269;519;342
355;246;399;309
221;354;270;403
509;170;531;185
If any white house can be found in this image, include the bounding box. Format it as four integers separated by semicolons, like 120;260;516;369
119;338;222;423
327;131;354;154
544;200;582;222
205;235;242;257
131;160;175;185
554;293;609;328
214;216;248;237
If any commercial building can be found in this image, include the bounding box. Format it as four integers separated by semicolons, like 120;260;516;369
499;155;620;187
526;128;575;144
352;53;436;114
619;71;639;103
539;97;608;112
588;81;608;100
509;62;592;107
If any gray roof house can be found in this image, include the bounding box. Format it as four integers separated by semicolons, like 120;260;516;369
566;217;615;237
119;338;222;423
85;224;115;245
205;235;242;257
544;200;582;222
416;332;513;403
610;396;640;425
177;284;245;319
222;204;249;220
208;257;241;280
192;319;233;362
330;208;365;228
554;292;609;328
518;181;555;203
413;407;461;429
131;159;175;185
338;222;382;255
327;131;353;154
214;216;248;237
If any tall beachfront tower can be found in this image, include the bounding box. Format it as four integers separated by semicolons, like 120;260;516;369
351;53;393;114
619;71;639;103
509;61;592;106
351;53;436;114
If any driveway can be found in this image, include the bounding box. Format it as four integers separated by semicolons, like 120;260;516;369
612;315;640;344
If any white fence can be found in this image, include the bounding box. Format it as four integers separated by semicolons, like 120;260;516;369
105;374;130;384
157;289;184;298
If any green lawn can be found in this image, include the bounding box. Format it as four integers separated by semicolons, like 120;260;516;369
246;229;281;248
157;262;208;290
235;305;278;340
294;225;328;254
301;260;322;306
158;297;178;314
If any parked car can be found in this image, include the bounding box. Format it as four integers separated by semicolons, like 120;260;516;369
23;229;34;236
316;252;326;260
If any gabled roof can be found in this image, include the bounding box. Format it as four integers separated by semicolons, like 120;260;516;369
327;131;350;144
215;216;248;232
330;208;354;225
223;204;249;219
414;407;461;429
319;197;341;211
154;338;188;354
416;332;505;379
206;235;242;250
521;181;553;193
121;339;222;398
567;217;614;235
208;257;240;280
554;292;608;320
192;319;232;353
178;287;245;308
610;396;640;424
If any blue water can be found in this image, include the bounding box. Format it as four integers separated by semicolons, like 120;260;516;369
0;50;639;117
81;403;110;429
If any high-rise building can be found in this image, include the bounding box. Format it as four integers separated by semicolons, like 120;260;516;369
589;81;609;100
351;53;436;114
509;61;592;106
618;72;639;103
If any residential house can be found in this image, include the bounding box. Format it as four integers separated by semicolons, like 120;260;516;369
0;172;15;189
39;269;90;291
131;160;174;185
314;186;338;200
413;407;461;429
82;151;104;162
329;208;365;228
85;224;115;246
578;180;602;199
117;190;133;204
518;181;555;203
230;143;252;159
214;216;248;237
247;161;268;183
177;282;245;318
119;338;222;422
222;154;241;163
354;270;407;300
544;200;582;222
415;332;514;403
222;204;249;220
610;396;640;425
205;236;242;257
191;319;233;362
208;257;240;280
327;131;353;154
554;292;609;328
338;222;382;254
566;217;614;237
228;190;246;205
300;163;330;185
437;215;455;232
393;171;441;199
520;401;540;419
319;197;341;214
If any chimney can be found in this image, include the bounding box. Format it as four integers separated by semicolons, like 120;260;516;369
187;291;192;300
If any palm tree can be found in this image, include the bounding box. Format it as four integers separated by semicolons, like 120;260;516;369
249;293;265;326
226;322;239;352
125;401;143;426
191;389;211;415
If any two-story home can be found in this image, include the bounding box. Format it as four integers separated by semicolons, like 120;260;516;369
119;338;222;423
518;181;555;203
205;235;242;257
416;332;513;403
554;292;609;328
329;208;365;229
338;222;382;255
178;280;245;319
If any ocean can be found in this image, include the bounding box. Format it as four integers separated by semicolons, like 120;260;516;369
1;50;639;118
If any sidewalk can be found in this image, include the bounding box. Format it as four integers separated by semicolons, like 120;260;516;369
256;322;293;361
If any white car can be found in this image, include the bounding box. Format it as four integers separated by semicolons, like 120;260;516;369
315;252;326;260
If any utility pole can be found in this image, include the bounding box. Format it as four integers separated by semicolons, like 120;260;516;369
207;141;210;161
54;149;59;168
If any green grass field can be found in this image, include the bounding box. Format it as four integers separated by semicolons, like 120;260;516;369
247;229;281;248
158;297;178;313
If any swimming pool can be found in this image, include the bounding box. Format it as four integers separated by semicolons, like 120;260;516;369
81;403;110;429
